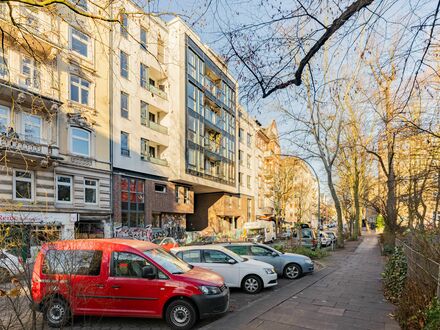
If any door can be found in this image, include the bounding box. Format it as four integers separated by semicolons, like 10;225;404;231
202;249;240;287
106;252;160;316
250;245;282;273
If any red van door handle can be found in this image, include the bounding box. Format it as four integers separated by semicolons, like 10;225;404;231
112;285;121;289
95;284;105;289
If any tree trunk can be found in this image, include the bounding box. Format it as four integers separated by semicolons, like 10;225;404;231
327;171;344;247
384;165;397;248
353;168;360;240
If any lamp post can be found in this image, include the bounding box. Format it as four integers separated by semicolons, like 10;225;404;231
279;154;321;246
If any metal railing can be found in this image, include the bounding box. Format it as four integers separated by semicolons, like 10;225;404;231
396;238;440;298
0;133;58;157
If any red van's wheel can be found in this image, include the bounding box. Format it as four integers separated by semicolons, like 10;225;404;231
165;299;197;330
44;297;71;328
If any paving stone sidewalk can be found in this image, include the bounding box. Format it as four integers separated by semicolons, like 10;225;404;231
204;233;400;330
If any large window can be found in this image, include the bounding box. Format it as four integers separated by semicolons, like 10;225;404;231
247;133;252;147
120;51;129;78
21;56;40;89
247;154;251;169
22;113;41;143
70;27;90;58
121;177;145;227
71;127;90;156
0;48;7;77
84;179;98;204
121;131;129;156
140;27;147;50
70;74;90;105
120;14;128;38
140;63;148;88
0;106;10;133
120;92;129;119
187;48;204;84
56;175;72;203
140;101;148;125
13;170;33;201
43;250;102;275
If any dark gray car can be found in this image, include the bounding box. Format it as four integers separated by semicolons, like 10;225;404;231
221;243;314;279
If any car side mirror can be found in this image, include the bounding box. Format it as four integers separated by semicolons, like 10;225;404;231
227;258;236;264
142;265;157;279
271;252;278;257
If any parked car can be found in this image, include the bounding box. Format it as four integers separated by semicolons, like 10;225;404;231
244;221;276;243
32;239;229;330
152;237;179;251
171;245;277;294
324;231;337;245
291;228;318;249
0;249;25;282
319;232;332;247
221;243;314;279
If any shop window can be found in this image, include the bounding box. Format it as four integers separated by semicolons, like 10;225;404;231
84;179;98;204
121;177;145;227
13;169;33;201
56;175;72;203
75;221;104;239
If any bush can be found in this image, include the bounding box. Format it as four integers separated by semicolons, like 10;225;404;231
424;298;440;330
382;246;407;303
284;246;329;260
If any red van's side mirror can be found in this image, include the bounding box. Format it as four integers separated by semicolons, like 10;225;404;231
142;265;157;279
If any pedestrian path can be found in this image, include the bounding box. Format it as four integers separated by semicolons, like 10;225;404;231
204;233;400;330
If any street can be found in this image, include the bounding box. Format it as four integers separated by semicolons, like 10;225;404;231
2;233;397;330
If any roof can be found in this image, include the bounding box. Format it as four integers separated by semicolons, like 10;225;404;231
44;239;156;251
172;245;231;252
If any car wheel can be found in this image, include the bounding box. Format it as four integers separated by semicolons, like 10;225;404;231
165;299;197;330
283;263;302;279
242;275;262;294
0;267;11;283
44;297;71;328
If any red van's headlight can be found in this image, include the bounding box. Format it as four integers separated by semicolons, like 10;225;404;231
199;285;221;295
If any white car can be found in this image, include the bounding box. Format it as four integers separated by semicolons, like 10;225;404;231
171;245;278;294
319;232;332;247
0;249;24;282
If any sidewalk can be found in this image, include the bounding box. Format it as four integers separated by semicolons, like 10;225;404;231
203;233;400;330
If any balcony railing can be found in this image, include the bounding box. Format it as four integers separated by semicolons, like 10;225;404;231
0;133;58;157
148;84;167;99
141;154;168;166
149;121;168;134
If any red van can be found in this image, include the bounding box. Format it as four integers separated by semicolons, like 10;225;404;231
31;239;229;330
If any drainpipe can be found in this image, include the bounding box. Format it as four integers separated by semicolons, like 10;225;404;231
108;5;114;237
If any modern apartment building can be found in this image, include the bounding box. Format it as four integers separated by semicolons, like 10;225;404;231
0;2;112;257
110;1;194;234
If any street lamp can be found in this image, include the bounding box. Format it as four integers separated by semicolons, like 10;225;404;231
279;154;321;244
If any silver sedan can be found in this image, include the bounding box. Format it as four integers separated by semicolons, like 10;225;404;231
221;243;314;279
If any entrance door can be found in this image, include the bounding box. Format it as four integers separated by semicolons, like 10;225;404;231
106;252;160;316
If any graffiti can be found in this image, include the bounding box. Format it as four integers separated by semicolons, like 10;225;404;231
161;213;186;241
114;226;152;241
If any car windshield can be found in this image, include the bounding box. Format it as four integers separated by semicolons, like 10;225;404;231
144;248;192;274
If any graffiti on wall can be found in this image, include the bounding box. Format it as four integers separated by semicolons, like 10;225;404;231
161;213;186;240
115;226;153;241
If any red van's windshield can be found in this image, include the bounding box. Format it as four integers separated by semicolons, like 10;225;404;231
144;248;191;274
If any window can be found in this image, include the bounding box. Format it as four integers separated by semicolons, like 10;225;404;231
75;0;87;11
21;56;40;89
70;27;90;58
120;14;128;38
149;78;155;87
121;131;129;156
149;146;156;158
179;250;201;263
239;128;244;143
23;113;41;143
140;63;148;88
140;138;148;158
247;175;251;188
84;179;98;204
175;186;180;203
71;127;90;156
56;175;72;202
112;252;150;278
227;245;249;256
0;106;10;133
247;198;252;220
140;101;148;125
0;48;7;77
120;51;129;78
203;250;230;263
13;170;33;200
121;177;145;227
250;246;273;257
148;112;156;123
184;187;190;204
238;172;243;186
43;250;102;275
120;92;129;118
70;74;90;105
247;154;251;169
239;150;243;165
247;133;252;147
155;184;166;193
140;27;147;50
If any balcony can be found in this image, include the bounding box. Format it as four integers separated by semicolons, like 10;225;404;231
0;132;60;163
148;84;167;100
141;154;168;166
148;121;168;134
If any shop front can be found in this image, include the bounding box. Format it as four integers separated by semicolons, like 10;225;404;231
0;212;77;260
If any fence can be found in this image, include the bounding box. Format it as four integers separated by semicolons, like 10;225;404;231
396;238;440;298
